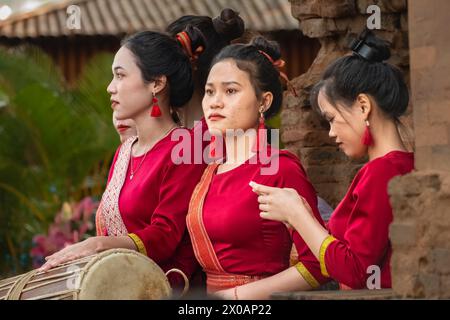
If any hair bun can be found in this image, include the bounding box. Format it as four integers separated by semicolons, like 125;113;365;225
250;35;281;61
212;8;245;42
349;29;391;63
183;24;207;54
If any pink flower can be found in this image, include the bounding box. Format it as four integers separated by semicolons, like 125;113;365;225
30;196;99;267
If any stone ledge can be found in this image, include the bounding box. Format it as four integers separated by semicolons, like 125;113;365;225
271;289;395;300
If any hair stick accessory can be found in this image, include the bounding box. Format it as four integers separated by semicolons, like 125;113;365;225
349;30;382;62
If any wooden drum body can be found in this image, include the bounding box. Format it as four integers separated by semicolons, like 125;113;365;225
0;249;175;300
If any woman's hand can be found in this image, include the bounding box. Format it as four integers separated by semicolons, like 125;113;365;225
250;181;330;260
212;287;236;300
38;237;104;272
249;181;314;225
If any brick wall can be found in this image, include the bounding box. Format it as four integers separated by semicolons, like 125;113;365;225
389;0;450;298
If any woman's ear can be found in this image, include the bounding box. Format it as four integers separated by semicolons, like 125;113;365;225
356;93;372;120
150;75;168;95
260;91;273;113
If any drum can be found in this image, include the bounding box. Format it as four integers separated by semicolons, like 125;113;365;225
0;249;188;300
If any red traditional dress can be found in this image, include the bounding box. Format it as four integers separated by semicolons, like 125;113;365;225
187;146;328;293
95;120;208;286
320;150;414;289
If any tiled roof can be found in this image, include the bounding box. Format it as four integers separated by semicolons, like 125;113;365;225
0;0;298;38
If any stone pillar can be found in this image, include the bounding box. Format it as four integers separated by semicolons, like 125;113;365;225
389;0;450;298
286;0;409;207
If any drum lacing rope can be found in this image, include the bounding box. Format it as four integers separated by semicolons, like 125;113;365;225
7;269;39;300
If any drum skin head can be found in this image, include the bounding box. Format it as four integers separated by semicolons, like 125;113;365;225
78;249;172;300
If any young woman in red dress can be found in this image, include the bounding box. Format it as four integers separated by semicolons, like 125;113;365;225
38;31;206;277
249;30;414;294
186;35;329;299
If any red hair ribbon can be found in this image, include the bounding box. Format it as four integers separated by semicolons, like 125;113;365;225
258;50;298;97
176;31;204;63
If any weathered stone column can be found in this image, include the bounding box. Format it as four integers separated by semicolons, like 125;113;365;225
389;0;450;298
286;0;409;207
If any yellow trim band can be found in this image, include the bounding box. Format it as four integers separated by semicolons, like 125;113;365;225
128;233;147;256
319;235;337;277
295;262;320;289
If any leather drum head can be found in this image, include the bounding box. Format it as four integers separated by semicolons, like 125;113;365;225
78;249;171;300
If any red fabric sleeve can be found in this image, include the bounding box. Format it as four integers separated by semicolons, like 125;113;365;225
260;152;329;286
324;161;396;288
163;117;207;287
132;159;206;263
164;231;203;290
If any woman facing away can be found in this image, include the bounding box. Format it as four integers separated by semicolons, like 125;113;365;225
248;30;414;295
186;35;329;300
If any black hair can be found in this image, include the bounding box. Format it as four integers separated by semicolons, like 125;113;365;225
167;8;245;89
209;35;283;119
310;30;409;121
121;31;193;108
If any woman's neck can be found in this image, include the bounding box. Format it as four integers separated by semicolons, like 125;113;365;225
223;127;257;166
368;118;408;161
132;108;177;156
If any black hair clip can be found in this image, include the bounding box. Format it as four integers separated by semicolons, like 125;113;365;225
349;37;379;62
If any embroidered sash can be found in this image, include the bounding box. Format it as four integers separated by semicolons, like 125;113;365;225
186;163;264;293
96;136;137;236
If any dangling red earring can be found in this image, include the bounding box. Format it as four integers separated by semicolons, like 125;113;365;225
362;120;374;146
252;111;267;153
209;135;216;158
150;93;162;117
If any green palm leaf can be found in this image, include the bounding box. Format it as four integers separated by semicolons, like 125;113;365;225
0;46;118;276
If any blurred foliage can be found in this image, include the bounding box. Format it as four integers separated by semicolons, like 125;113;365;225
0;46;117;277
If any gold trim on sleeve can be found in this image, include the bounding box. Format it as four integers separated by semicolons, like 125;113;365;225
295;262;320;289
319;235;337;277
128;233;148;256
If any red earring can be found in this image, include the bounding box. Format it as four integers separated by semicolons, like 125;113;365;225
150;93;162;117
252;111;267;153
362;120;374;146
209;135;216;158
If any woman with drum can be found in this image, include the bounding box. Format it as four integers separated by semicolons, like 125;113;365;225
39;10;245;293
